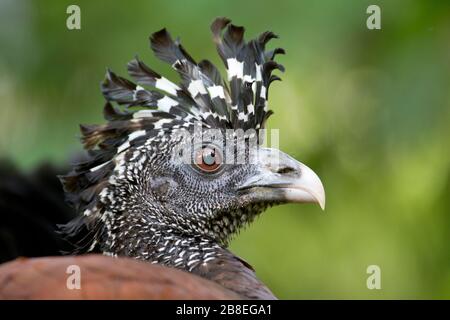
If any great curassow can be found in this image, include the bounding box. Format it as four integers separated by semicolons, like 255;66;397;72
0;17;325;300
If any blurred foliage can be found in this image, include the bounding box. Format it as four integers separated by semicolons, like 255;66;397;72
1;0;449;299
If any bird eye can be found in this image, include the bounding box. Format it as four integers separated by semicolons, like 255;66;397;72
194;146;223;173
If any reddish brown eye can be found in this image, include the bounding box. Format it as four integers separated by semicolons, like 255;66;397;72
194;146;222;173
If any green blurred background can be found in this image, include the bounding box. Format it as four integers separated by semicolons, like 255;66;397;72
1;0;449;299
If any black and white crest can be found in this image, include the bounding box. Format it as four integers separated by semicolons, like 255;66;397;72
101;17;285;132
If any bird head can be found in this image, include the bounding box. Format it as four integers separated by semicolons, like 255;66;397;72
61;17;324;259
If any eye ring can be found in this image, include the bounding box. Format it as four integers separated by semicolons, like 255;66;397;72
194;145;223;173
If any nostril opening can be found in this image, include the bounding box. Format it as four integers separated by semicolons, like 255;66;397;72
276;166;296;174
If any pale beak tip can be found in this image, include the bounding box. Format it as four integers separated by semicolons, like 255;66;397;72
311;185;326;211
318;197;326;211
298;162;326;211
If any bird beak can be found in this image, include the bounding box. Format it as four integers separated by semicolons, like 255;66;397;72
237;148;326;210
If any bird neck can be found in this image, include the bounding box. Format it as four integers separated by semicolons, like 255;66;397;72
96;212;277;299
102;212;224;272
107;222;276;299
144;232;225;273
